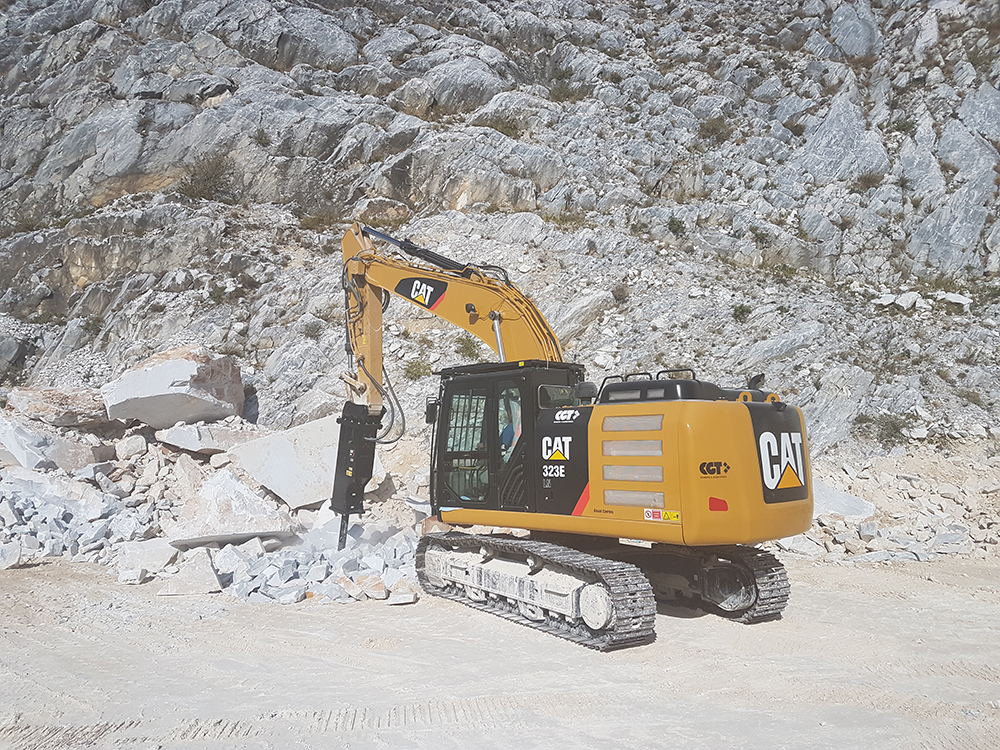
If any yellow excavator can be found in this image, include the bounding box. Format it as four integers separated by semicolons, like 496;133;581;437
331;223;813;650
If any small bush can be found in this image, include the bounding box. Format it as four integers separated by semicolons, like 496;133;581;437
177;152;240;203
404;360;432;380
611;282;629;303
253;127;272;147
302;320;324;340
875;413;913;446
890;119;916;134
455;334;482;360
698;116;733;144
784;120;806;137
668;216;686;237
82;316;104;336
849;172;883;193
732;303;752;323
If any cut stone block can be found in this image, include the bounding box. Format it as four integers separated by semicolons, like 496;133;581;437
229;414;384;510
157;548;221;595
117;538;178;574
166;469;297;546
101;345;244;429
154;424;260;455
7;387;112;427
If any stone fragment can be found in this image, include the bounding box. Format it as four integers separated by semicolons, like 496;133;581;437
154;424;259;455
542;291;615;345
115;435;148;461
0;541;22;569
7;387;112;427
230;415;384;510
101;345;244;429
157;548;221;595
776;534;825;557
337;575;366;600
386;591;418;605
118;568;148;585
355;573;388;600
274;582;307;604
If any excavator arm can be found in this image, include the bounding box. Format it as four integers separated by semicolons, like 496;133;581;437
340;222;564;411
329;223;563;546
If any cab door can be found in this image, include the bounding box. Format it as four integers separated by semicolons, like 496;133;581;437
435;375;533;513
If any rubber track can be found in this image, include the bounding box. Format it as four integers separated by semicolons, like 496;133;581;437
708;545;790;624
416;533;656;652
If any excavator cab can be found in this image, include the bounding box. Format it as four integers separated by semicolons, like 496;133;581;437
428;361;586;516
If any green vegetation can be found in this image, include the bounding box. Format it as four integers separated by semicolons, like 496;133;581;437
732;303;752;323
668;216;686;237
404;360;432;380
455;334;483;360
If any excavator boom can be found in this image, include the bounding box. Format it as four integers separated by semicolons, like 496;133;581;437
341;223;563;410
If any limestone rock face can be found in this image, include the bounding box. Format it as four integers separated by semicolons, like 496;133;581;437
101;346;244;429
796;92;890;185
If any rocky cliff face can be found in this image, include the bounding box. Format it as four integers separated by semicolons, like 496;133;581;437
1;0;999;467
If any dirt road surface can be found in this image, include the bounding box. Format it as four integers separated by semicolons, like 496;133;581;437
1;555;999;750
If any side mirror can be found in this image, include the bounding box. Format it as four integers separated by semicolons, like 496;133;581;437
574;381;598;403
425;398;439;424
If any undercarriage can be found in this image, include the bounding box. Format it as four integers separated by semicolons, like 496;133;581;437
416;532;789;650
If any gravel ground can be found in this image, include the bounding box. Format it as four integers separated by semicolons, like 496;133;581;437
1;555;999;750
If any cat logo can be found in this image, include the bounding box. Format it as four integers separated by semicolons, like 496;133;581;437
394;277;448;311
758;431;805;491
554;409;580;423
541;436;572;461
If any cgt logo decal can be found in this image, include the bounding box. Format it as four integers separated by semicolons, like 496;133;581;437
541;436;572;461
554;409;580;423
700;461;730;476
394;277;448;311
758;431;805;490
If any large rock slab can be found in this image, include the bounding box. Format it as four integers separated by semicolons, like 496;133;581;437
165;469;297;544
812;479;875;521
154;423;261;455
101;346;244;429
7;387;111;427
229;415;385;510
0;413;115;472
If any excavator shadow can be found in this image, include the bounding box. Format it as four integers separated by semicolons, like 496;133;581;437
656;601;711;619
